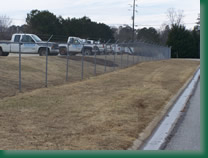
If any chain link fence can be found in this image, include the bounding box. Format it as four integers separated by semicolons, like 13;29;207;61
0;35;171;94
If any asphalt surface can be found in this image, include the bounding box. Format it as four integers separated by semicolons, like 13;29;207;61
164;80;200;151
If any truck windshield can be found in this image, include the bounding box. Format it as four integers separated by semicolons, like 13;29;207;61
31;35;42;42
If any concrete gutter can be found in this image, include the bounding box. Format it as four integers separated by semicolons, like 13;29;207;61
128;67;200;150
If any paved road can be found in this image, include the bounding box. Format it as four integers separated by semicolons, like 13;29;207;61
164;80;200;150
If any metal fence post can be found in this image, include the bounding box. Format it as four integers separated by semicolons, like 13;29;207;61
66;44;69;81
121;52;123;68
45;42;48;87
113;52;116;71
160;46;162;60
133;53;135;65
45;35;53;88
104;39;111;73
137;53;139;63
81;44;84;80
113;40;119;71
120;40;125;68
151;46;154;61
104;49;107;73
19;42;22;92
167;48;169;59
143;43;146;62
94;49;97;76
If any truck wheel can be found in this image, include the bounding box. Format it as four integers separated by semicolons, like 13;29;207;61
59;47;67;55
84;49;92;56
3;52;9;56
39;48;49;56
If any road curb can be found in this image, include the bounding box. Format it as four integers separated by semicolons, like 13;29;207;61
128;66;200;150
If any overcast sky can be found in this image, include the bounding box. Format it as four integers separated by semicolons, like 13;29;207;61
0;0;200;29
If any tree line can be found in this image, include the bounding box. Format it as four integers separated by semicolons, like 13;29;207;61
0;9;200;58
113;8;200;59
25;10;114;42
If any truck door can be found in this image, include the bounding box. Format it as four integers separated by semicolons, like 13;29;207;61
21;35;36;53
11;35;21;53
68;38;76;52
68;38;82;53
74;38;82;52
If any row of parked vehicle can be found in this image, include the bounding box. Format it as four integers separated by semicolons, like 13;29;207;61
0;33;134;56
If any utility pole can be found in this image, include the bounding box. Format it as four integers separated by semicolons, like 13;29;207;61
128;0;137;41
132;0;136;41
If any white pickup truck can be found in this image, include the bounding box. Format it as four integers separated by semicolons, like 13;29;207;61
0;34;59;56
59;37;103;56
85;40;106;54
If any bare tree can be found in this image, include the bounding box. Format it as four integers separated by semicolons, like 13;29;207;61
159;23;170;45
194;13;200;32
196;13;200;26
158;8;185;45
0;15;12;32
166;8;184;27
0;15;12;39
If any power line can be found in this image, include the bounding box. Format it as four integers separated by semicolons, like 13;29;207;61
109;22;196;27
1;17;197;28
0;17;25;21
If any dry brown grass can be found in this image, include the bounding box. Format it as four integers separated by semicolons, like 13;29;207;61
0;55;146;99
0;56;114;98
0;58;199;150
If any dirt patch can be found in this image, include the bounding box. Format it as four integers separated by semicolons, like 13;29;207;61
0;59;200;150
